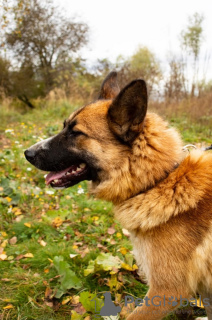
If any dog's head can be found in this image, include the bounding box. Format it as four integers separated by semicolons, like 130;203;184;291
25;72;182;203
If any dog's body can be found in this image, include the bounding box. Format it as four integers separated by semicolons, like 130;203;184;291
25;72;212;319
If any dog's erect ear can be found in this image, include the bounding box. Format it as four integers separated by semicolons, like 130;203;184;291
108;79;147;142
98;71;120;99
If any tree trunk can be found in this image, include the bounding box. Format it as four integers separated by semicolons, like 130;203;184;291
18;95;35;109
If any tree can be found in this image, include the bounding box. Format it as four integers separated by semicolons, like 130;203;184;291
0;56;11;96
180;13;204;96
164;55;187;101
3;0;89;106
117;47;161;95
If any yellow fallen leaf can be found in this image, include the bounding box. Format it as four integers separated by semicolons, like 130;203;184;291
119;247;127;255
0;187;3;191
190;297;205;308
3;304;14;310
24;223;31;228
132;264;138;270
14;209;22;216
5;197;12;202
121;263;134;271
24;253;34;258
62;296;71;305
1;231;7;237
1;240;8;248
0;254;7;260
52;217;63;228
116;232;122;238
92;216;99;221
44;269;49;273
72;245;78;250
48;258;53;263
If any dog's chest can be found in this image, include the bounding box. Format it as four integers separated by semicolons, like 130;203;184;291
130;230;152;283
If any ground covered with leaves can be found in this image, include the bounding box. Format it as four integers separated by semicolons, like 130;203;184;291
0;102;209;319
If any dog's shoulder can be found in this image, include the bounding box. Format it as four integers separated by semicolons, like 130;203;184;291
115;150;212;231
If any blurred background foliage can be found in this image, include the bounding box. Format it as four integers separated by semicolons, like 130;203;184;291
0;0;211;120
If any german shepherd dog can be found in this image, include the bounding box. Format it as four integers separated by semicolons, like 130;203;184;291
25;72;212;320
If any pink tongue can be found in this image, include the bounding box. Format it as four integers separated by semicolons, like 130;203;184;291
45;166;74;185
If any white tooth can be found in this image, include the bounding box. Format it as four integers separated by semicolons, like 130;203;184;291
76;167;81;172
72;170;76;174
55;179;59;183
80;163;86;169
53;186;65;190
44;174;47;178
67;172;71;175
52;181;55;185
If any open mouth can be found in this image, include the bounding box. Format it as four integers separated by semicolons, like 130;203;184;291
45;163;89;189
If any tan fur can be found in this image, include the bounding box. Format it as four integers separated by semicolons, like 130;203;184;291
27;73;212;319
66;92;212;319
67;95;212;318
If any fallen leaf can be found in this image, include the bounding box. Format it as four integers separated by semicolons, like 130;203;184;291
52;217;63;228
122;228;130;237
3;304;14;310
70;254;79;259
71;310;83;320
116;232;122;238
1;231;7;237
1;278;11;282
44;301;53;308
15;254;24;260
33;273;40;277
39;240;47;247
190;297;205;308
9;236;17;245
80;247;90;258
1;240;8;248
45;287;53;299
24;253;34;258
108;227;116;235
74;303;86;315
74;242;83;246
75;231;83;237
24;222;31;228
119;247;128;255
62;296;71;305
12;207;22;216
72;295;80;304
0;254;7;260
121;263;138;271
91;216;99;221
120;302;135;319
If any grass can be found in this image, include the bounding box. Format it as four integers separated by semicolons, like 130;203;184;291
0;99;210;319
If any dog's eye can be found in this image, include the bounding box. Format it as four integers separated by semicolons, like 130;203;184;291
71;130;83;137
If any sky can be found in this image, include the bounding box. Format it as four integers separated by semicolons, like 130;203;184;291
57;0;212;79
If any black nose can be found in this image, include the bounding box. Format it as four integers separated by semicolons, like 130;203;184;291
24;149;36;162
